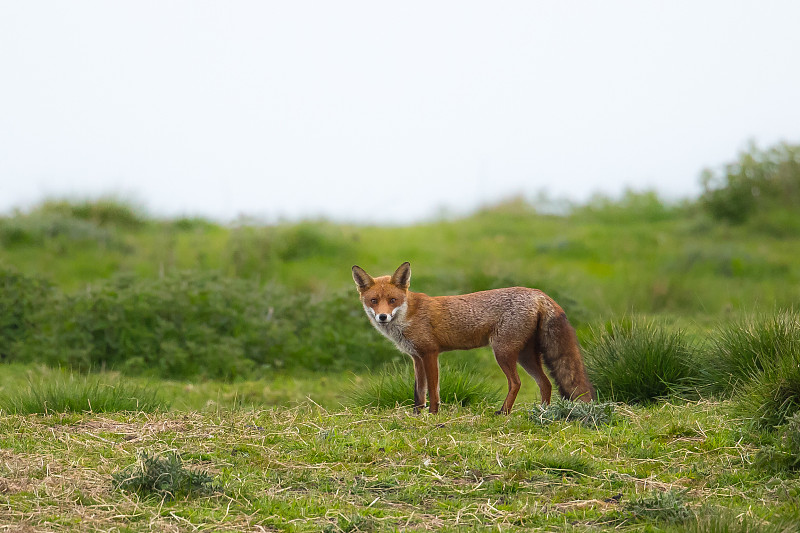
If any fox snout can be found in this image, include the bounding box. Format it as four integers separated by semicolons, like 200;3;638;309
376;313;390;323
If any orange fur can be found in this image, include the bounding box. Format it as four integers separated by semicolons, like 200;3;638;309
352;262;595;414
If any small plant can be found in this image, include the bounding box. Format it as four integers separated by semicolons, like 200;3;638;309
624;489;693;524
347;360;502;409
584;317;698;404
113;451;218;500
0;374;166;414
530;398;616;427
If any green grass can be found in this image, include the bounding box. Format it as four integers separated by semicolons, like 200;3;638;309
346;360;503;409
113;451;219;500
0;402;798;531
702;310;800;396
0;372;166;414
584;317;699;403
0;146;799;530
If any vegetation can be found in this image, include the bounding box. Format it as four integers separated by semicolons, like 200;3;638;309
1;140;800;530
583;318;699;404
113;451;219;500
0;372;166;414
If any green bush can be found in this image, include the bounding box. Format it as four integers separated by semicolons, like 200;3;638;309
346;360;502;409
33;197;147;229
113;452;218;500
584;318;698;404
529;398;616;427
0;268;54;360
700;141;800;225
624;489;693;524
0;213;122;249
14;271;398;379
701;311;800;395
0;373;166;414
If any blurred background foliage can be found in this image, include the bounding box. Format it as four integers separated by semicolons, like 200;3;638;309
1;141;799;415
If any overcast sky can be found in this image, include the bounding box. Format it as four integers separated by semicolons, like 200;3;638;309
2;2;799;222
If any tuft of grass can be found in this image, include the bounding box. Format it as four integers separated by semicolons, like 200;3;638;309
702;310;800;396
584;317;698;404
0;373;166;414
624;489;693;524
524;452;594;477
112;451;218;500
346;360;502;409
529;398;616;427
689;510;798;533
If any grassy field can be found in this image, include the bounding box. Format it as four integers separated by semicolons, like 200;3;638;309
1;144;800;531
3;400;799;532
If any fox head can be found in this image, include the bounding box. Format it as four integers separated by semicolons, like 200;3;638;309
352;262;411;326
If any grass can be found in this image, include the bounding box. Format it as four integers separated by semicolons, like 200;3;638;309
702;310;800;396
0;150;798;530
113;451;219;500
1;401;798;531
0;372;166;414
530;398;616;427
346;360;503;409
583;317;699;404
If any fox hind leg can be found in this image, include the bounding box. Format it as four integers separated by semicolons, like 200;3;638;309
492;345;522;414
518;342;552;405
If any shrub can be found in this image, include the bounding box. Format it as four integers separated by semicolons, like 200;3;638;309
0;374;166;414
346;360;502;409
624;489;693;524
530;398;616;427
700;141;800;225
702;311;800;396
0;268;54;361
33;197;147;229
16;271;399;379
0;213;121;249
113;452;218;499
584;318;698;404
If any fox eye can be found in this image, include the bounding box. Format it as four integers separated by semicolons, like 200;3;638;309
389;298;396;304
370;298;378;304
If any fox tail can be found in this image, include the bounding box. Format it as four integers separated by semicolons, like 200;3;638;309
537;311;596;402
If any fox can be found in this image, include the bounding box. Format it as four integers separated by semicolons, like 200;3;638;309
352;262;595;414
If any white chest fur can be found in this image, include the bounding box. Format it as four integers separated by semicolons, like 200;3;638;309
363;302;419;357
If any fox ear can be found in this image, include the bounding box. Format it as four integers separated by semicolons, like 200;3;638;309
390;262;411;289
352;265;374;292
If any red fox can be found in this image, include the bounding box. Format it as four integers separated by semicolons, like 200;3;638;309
352;262;595;414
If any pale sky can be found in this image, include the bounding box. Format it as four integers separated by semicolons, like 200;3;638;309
2;2;799;222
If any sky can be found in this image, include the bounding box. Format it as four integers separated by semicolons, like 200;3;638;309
2;1;800;223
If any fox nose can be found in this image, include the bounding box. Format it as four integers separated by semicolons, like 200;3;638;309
377;313;389;322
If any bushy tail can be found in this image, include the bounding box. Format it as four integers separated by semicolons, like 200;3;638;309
539;312;595;402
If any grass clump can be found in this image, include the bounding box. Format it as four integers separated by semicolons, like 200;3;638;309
702;310;800;395
584;317;698;404
112;451;218;500
347;360;502;409
0;373;166;414
731;314;800;430
529;398;616;427
689;511;797;533
624;489;693;524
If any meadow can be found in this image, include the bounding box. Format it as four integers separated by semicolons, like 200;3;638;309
1;142;799;531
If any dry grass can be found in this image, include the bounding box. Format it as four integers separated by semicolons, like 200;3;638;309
1;401;798;531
